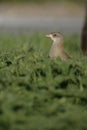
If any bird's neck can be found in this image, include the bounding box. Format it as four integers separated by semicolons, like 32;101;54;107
53;39;60;45
52;38;64;51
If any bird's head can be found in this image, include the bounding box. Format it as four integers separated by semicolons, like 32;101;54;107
46;32;63;42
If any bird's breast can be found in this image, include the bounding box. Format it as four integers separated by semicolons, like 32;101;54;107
49;44;61;57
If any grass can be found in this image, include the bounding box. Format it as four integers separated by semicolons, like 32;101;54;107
0;0;86;3
0;33;87;130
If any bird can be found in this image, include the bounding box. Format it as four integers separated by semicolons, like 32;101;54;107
46;32;71;61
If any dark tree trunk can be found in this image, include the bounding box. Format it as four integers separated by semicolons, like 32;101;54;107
81;4;87;55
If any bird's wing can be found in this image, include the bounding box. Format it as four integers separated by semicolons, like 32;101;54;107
60;51;71;61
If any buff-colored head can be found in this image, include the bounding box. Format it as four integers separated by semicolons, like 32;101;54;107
46;32;63;42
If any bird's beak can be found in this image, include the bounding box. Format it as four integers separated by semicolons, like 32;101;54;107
46;34;50;37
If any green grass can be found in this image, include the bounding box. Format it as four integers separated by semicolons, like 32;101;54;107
0;0;86;3
0;33;87;130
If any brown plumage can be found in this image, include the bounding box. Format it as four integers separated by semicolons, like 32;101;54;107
46;32;71;61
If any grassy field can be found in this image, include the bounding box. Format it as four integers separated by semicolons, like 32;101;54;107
0;0;86;3
0;33;87;130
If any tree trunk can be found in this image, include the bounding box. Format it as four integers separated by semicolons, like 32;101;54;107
81;5;87;55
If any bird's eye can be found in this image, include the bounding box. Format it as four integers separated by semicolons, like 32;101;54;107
53;34;57;37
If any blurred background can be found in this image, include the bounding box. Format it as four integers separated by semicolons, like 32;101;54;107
0;0;86;35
